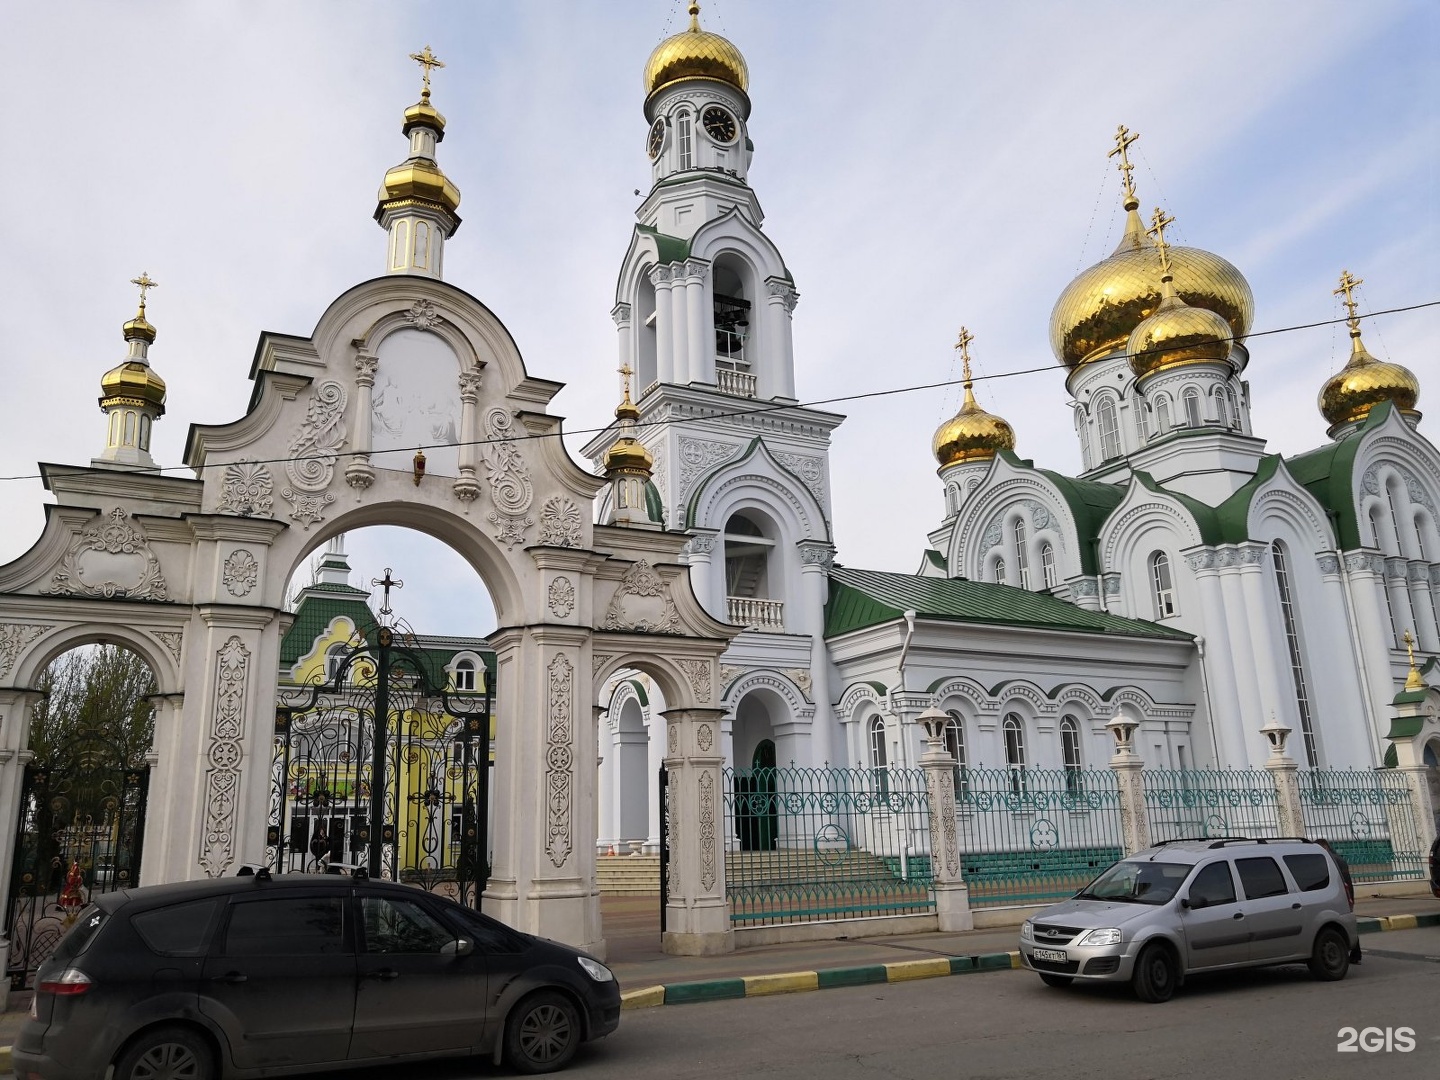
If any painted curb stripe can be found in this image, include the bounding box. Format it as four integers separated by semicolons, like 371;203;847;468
0;1045;10;1075
744;972;819;996
620;985;666;1010
1356;917;1385;934
817;965;887;989
662;978;746;1004
1386;914;1418;931
885;958;952;982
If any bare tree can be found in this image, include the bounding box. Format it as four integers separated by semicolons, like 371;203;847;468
29;645;157;764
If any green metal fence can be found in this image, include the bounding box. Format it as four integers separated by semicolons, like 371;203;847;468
1299;769;1426;882
955;767;1124;908
1143;768;1281;841
721;765;935;926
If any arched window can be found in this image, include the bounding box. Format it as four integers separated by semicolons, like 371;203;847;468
1060;715;1083;794
1227;386;1241;430
108;411;120;447
325;643;348;684
1154;396;1171;434
123;411;137;446
1272;541;1318;766
676;110;694;170
1151;552;1177;618
1003;713;1027;795
1097;398;1121;461
1013;519;1029;590
1215;387;1230;428
1385;481;1407;556
139;415;152;451
1041;543;1058;589
869;716;889;797
1183;389;1202;427
1136;402;1151;441
993;556;1006;585
945;710;969;797
724;510;780;627
454;658;476;692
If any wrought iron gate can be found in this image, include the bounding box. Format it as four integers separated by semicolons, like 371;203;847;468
268;624;493;906
5;728;149;989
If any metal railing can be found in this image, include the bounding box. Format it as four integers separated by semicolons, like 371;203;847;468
716;368;757;398
721;764;935;925
1142;768;1281;842
1299;769;1426;881
727;596;784;631
955;766;1124;908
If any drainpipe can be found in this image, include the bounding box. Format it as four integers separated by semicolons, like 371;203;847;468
1194;636;1222;768
894;610;918;879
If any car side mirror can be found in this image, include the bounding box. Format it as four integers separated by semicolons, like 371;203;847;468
1183;895;1206;910
442;937;474;956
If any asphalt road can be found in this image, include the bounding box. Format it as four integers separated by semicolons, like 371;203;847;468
332;925;1440;1080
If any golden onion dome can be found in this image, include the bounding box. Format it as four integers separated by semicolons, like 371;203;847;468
932;384;1015;469
121;311;156;344
100;360;167;412
1127;280;1234;379
378;157;461;216
603;435;654;475
1050;209;1254;370
644;2;748;101
1319;332;1420;428
403;98;446;138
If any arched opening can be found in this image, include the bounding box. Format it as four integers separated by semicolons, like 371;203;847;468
713;253;754;396
1013;518;1030;590
7;642;157;988
1060;715;1083;794
724;509;783;630
869;715;890;797
1041;543;1058;590
1003;713;1027;795
1182;388;1202;428
1151;551;1176;619
1154;395;1172;435
1097;397;1121;461
636;271;658;391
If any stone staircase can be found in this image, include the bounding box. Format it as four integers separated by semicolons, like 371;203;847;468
597;853;661;894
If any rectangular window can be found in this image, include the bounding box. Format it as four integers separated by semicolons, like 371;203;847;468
1282;853;1330;892
224;896;347;956
133;899;222;957
360;896;456;955
1188;861;1237;906
1235;856;1289;899
677;113;693;170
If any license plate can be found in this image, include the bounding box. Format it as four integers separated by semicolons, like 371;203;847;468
1033;948;1067;963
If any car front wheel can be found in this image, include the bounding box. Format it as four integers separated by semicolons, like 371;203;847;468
505;990;582;1074
114;1025;215;1080
1308;926;1351;981
1131;943;1178;1003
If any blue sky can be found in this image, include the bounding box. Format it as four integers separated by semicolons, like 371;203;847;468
1;1;1436;636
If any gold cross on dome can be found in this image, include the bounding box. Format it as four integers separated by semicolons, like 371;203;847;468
618;362;635;402
409;45;445;98
1334;269;1364;332
953;326;975;382
1404;628;1416;667
372;568;403;618
1108;124;1140;201
130;271;158;313
1147;206;1176;276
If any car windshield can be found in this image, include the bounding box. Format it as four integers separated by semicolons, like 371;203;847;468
1077;861;1190;905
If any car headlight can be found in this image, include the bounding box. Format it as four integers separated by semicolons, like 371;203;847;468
577;956;614;982
1078;928;1122;947
1020;920;1034;941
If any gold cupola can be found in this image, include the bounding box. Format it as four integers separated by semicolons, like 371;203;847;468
1127;207;1234;379
96;273;167;471
1319;270;1420;431
932;328;1016;470
1050;125;1253;371
604;365;663;527
376;46;461;277
644;2;749;104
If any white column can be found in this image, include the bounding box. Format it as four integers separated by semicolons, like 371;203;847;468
1407;561;1438;650
798;542;836;767
765;280;799;400
454;369;482;503
1344;553;1399;753
646;702;665;854
662;706;734;955
1237;545;1292;742
597;710;618;854
917;707;973;931
611;304;633;390
1217;560;1266;766
1386;557;1416;647
671;269;691;385
345;352;378;490
1188;553;1247;767
686;264;710;386
1106;715;1151;855
685;532;721;622
652;267;675;384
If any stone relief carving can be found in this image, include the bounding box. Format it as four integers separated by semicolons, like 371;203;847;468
697;723;714;752
687;534;717;556
1022;500;1054;531
548;576;576;619
603;560;681;634
1186;551;1218;571
545;654;574;869
404;298;442;330
667;716;679;757
981;520;1003;552
154;631;183;664
223;549;259;598
776;452;825;507
1362;463;1438;520
217;461;275;517
482;407;535;550
678;437;739;501
592;654;614;676
784;668;814;698
1408;562;1430;583
797;543;834;569
1071;578;1099;597
765;280;799;312
200;636;250;878
611;304;631;327
719;665;741;692
676;658;712;703
0;622;51;680
45;508;169;600
927;767;960;879
699;770;717;890
537;496;583;548
1344;552;1383;574
281;379;346;529
1103;574;1122;595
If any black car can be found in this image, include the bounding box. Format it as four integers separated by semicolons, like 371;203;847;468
13;871;621;1079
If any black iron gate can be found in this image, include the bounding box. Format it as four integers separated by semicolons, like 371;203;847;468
268;625;493;906
5;728;149;989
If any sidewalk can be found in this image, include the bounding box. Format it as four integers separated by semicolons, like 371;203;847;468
4;886;1438;1073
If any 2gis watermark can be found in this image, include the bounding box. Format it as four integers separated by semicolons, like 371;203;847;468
1337;1027;1416;1053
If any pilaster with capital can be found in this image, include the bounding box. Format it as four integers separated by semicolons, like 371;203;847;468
611;304;633;395
1106;715;1151;855
650;265;675;384
454;369;483;502
1260;718;1306;838
797;541;836;765
684;532;721;619
684;261;712;387
346;351;378;490
662;706;733;956
763;278;799;400
1341;551;1398;755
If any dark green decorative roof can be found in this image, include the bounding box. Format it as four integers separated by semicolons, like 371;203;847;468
825;566;1192;641
923;549;947;571
644;478;665;523
636;224;691;265
1383;743;1398;768
1282;402;1397;550
997;452;1124;575
1128;471;1223;544
685;438;828;536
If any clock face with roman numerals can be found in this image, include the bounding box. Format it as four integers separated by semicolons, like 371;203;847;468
647;117;667;160
702;105;737;144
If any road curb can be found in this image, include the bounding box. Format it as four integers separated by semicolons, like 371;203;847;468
0;1044;10;1075
618;910;1440;1010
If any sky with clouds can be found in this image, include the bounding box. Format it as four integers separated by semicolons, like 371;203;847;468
1;0;1436;638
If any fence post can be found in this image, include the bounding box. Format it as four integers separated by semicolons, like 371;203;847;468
1384;670;1440;856
1105;714;1150;855
1260;716;1305;838
916;706;972;931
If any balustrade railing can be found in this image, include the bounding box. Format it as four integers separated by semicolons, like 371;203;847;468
716;368;757;398
727;596;784;630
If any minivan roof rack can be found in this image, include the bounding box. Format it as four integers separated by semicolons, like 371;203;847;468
1205;837;1313;848
1153;836;1249;846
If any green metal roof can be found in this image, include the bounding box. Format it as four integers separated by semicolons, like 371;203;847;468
825;565;1193;641
1281;402;1394;550
1128;471;1224;544
998;452;1124;575
635;224;691;265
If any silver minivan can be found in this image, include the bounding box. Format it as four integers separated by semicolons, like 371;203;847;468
1018;838;1359;1002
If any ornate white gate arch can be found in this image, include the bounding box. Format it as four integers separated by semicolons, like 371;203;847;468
0;274;737;963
